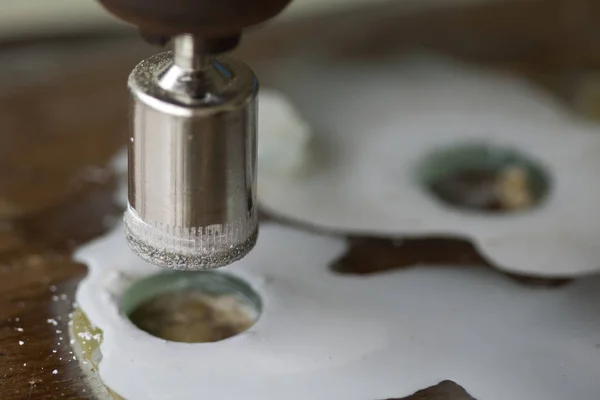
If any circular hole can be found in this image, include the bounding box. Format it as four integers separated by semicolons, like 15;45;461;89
417;143;551;213
121;271;261;343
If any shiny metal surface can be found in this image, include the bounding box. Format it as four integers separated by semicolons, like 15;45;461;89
125;35;258;270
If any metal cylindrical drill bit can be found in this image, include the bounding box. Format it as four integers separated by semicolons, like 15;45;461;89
125;34;258;271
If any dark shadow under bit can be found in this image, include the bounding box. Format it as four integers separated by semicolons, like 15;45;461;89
384;380;477;400
258;210;275;223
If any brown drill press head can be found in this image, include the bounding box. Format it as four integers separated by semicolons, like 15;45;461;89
98;0;293;50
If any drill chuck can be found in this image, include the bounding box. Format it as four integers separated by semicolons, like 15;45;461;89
125;35;258;270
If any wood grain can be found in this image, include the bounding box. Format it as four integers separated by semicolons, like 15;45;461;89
0;35;137;399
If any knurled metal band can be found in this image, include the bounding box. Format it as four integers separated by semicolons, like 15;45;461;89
124;204;258;271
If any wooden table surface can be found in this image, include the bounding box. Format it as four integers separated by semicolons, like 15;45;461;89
0;20;583;399
0;33;153;399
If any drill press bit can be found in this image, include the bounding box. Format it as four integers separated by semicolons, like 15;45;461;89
124;34;258;270
93;0;292;270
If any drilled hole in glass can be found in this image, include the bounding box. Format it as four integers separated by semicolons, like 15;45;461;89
418;143;551;213
121;271;261;343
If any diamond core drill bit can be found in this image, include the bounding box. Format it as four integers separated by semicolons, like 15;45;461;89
94;0;293;270
125;34;258;270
